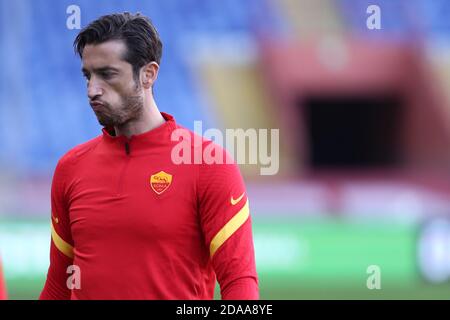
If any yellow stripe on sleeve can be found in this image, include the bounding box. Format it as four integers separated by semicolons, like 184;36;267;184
210;199;250;257
51;223;74;259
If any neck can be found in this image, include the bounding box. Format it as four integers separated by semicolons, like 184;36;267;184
114;95;165;138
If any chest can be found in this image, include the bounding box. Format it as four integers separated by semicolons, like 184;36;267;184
66;156;199;246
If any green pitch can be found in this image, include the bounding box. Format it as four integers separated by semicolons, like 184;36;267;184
2;217;450;300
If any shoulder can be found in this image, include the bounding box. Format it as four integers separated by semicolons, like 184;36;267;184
176;125;240;176
171;125;245;196
172;124;233;162
55;135;102;172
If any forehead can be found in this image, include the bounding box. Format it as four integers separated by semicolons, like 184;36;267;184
81;40;128;69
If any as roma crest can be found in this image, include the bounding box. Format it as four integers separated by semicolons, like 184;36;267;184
150;171;173;195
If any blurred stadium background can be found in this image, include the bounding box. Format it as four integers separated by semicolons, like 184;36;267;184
1;0;450;299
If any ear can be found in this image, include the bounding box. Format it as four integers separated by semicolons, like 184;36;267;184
141;62;159;90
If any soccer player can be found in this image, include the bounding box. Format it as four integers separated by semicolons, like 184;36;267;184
40;13;258;300
0;258;7;300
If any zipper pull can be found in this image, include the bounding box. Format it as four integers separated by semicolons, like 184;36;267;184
125;142;130;155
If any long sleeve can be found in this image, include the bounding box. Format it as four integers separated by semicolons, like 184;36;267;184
0;258;7;300
198;144;259;300
40;157;75;300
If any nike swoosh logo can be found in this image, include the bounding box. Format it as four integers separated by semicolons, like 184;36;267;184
231;192;245;205
52;213;59;224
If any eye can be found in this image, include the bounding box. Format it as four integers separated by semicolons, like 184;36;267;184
100;72;114;80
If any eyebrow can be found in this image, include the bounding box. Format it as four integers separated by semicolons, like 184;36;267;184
81;66;120;74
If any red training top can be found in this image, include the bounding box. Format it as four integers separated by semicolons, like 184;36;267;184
0;258;7;300
40;112;259;300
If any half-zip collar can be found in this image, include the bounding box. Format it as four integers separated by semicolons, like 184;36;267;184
101;112;176;156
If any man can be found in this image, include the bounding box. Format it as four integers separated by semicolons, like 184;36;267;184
0;258;6;299
40;12;258;300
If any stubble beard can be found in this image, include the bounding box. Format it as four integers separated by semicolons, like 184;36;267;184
95;89;144;128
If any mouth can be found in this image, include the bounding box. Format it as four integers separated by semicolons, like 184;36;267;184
90;101;105;111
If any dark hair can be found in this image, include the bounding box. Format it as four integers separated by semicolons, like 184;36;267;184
74;12;162;81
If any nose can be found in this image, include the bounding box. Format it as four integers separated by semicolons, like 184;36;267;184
87;80;103;100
